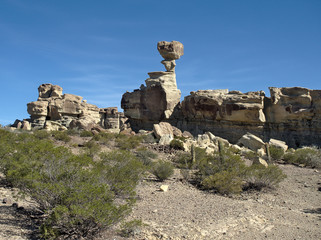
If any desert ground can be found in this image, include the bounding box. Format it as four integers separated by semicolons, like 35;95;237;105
1;157;320;240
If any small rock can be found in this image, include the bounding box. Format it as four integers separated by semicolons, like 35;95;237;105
160;185;169;192
3;197;13;204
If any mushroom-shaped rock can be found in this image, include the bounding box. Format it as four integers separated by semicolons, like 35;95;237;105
157;41;184;60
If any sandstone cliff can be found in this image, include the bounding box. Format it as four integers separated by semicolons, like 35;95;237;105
121;41;321;148
26;84;127;132
121;41;183;130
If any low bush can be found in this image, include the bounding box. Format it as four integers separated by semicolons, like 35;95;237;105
151;161;174;181
202;170;243;194
66;128;80;136
51;130;71;143
135;148;158;167
0;130;145;239
92;131;117;144
283;147;321;168
244;164;287;191
119;219;143;237
80;130;93;137
177;144;287;195
116;134;143;150
83;140;101;157
269;145;285;161
170;139;184;150
33;129;50;139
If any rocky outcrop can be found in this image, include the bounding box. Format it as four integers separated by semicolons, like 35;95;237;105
121;41;183;130
121;41;321;148
264;87;321;147
27;84;100;129
99;107;128;133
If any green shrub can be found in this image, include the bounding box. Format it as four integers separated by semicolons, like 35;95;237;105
269;145;285;160
135;148;158;167
116;134;142;150
83;140;101;157
0;131;144;239
92;131;117;144
141;133;157;144
293;147;321;168
119;219;143;237
170;139;184;150
66;128;80;136
242;150;258;161
174;152;193;169
244;164;287;191
151;161;174;181
202;170;243;194
193;144;286;195
284;147;321;168
80;130;93;137
51;130;71;143
33;129;50;139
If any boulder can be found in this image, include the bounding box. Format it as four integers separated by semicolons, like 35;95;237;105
237;132;265;152
269;139;288;151
159;134;174;145
157;41;184;60
44;121;67;131
21;120;31;131
253;157;268;167
153;122;174;139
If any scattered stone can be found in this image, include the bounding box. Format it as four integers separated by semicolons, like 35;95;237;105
253;157;268;167
160;185;169;192
237;133;266;152
153;122;174;140
2;197;12;204
269;139;288;151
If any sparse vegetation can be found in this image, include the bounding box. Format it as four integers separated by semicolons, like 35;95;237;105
170;139;184;150
269;145;285;161
135;148;158;167
119;219;143;237
0;129;145;239
80;130;93;137
151;161;174;181
51;130;71;142
284;146;321;168
116;134;143;150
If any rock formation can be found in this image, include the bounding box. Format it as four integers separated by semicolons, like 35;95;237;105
121;41;183;130
27;84;100;130
25;84;127;132
122;41;321;148
264;87;321;147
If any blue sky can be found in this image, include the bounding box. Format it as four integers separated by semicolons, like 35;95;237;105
0;0;320;125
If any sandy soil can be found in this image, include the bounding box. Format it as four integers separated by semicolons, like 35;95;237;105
1;161;320;240
100;164;321;240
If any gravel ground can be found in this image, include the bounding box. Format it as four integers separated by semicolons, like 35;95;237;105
100;164;321;240
1;164;320;240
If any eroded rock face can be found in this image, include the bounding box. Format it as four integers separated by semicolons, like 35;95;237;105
121;41;183;130
157;41;184;60
182;90;266;123
99;107;128;133
27;84;100;129
264;87;321;147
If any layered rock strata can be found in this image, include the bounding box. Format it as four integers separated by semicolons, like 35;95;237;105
121;41;321;148
121;41;183;130
264;87;321;147
27;84;100;130
100;107;128;133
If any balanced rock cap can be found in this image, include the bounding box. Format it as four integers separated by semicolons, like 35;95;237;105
157;41;184;60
